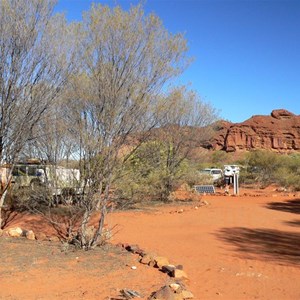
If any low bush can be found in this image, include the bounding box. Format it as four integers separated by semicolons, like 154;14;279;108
239;150;300;190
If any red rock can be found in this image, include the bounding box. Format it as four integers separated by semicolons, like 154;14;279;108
154;256;170;268
208;109;300;152
171;269;188;279
149;285;176;300
35;232;47;241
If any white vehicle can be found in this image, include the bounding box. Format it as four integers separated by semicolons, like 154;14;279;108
199;168;223;182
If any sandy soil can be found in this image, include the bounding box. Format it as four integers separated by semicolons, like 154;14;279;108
1;187;300;299
0;237;168;299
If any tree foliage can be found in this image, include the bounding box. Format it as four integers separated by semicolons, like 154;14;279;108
61;4;193;249
0;0;77;227
0;2;218;249
115;140;203;205
115;87;217;203
0;0;77;162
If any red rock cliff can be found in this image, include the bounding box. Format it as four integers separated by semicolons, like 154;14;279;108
209;109;300;152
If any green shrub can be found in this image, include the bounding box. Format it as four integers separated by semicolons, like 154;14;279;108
239;150;300;190
114;141;201;204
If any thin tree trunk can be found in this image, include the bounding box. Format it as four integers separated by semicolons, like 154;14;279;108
91;178;111;248
0;168;13;229
0;189;8;229
80;208;91;250
95;180;103;211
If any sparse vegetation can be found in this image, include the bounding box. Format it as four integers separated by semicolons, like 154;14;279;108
239;150;300;190
114;141;205;205
0;1;217;250
3;0;299;253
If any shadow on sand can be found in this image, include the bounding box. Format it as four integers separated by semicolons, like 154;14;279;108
216;227;300;266
1;210;23;229
266;199;300;228
284;219;300;227
265;198;300;214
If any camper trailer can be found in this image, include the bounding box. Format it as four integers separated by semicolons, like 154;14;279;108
1;160;82;197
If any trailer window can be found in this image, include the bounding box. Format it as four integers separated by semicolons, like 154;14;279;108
12;166;27;176
28;166;37;176
12;167;19;176
19;166;27;176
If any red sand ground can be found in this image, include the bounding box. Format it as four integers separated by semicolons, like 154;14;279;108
1;187;300;299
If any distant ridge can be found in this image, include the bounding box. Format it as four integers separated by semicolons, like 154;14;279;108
206;109;300;152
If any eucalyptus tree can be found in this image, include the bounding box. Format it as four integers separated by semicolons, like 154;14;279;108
68;4;190;249
0;0;78;228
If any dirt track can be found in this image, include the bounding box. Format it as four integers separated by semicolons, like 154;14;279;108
108;189;300;299
1;188;300;299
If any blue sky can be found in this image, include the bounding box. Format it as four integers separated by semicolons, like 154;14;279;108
55;0;300;123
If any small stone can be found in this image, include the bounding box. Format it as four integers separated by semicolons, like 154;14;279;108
169;283;182;292
161;264;176;274
181;290;194;299
131;266;137;270
154;256;170;269
171;269;188;279
8;227;23;237
26;230;35;240
149;285;175;300
148;259;156;267
121;289;142;298
35;232;47;241
140;253;155;265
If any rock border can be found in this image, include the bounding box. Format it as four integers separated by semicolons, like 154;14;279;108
119;243;194;299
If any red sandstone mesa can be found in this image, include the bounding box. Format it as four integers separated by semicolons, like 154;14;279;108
209;109;300;152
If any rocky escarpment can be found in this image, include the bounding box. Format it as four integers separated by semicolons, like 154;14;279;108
208;109;300;152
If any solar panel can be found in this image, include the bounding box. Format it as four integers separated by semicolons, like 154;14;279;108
194;185;215;194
